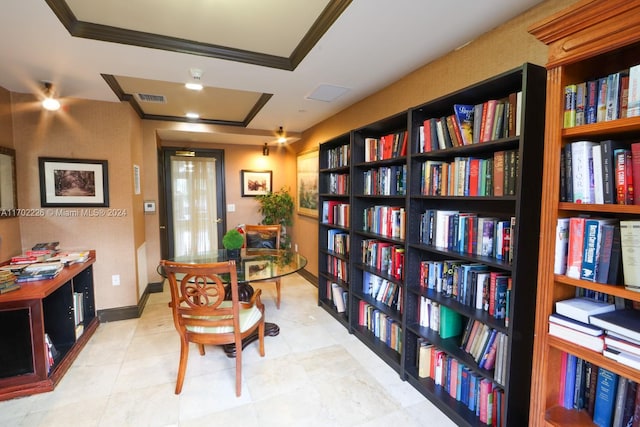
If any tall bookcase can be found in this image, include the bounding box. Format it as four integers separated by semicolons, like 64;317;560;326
528;2;640;426
318;132;352;329
350;112;408;373
318;62;547;426
403;63;545;426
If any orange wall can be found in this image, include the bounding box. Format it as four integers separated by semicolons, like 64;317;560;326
290;0;580;278
0;87;22;261
10;93;142;310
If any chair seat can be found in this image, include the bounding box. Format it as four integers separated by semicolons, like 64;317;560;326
185;301;262;334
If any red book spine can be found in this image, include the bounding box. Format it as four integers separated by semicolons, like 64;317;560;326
632;142;640;206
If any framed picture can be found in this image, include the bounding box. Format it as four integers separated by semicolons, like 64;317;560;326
296;149;319;217
39;157;109;207
241;170;272;197
244;259;272;281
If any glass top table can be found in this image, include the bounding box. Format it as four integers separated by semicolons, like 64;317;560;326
158;248;307;357
163;248;307;284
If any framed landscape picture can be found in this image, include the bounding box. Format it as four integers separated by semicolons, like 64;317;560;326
296;149;319;217
241;170;272;197
39;157;109;207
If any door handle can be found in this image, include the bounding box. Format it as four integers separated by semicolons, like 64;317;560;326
216;218;222;223
159;225;166;229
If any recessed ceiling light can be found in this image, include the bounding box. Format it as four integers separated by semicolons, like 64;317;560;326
186;112;199;119
185;82;203;91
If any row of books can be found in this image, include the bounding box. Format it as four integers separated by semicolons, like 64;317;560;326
329;282;348;314
363;131;408;162
9;241;61;264
558;350;639;427
362;164;406;196
358;300;402;354
321;200;349;227
417;340;506;426
327;229;349;256
362;205;406;240
561;139;640;205
326;255;348;283
417;299;462;339
417;93;522;153
420;149;518;197
362;271;401;310
419;209;515;263
555;217;639;290
360;239;404;280
418;260;510;319
460;320;507;375
325;144;350;169
326;172;349;195
563;64;640;128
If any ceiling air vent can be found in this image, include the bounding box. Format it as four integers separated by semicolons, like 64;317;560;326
136;93;166;103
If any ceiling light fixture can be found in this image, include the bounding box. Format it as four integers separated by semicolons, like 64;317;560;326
41;82;60;111
185;68;203;91
277;126;286;143
262;143;269;156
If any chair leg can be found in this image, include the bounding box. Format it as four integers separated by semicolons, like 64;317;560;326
275;278;281;309
197;343;205;356
235;340;242;397
258;321;265;357
175;336;190;394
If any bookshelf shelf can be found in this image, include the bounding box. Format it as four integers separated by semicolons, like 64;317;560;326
529;1;640;426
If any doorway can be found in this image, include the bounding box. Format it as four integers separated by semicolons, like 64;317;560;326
158;148;226;259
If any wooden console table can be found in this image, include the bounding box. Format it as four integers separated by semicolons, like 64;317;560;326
0;250;97;401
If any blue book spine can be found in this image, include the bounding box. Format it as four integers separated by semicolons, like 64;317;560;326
593;367;619;427
564;354;577;409
581;219;600;281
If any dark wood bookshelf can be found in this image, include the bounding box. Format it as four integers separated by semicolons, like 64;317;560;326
317;63;546;426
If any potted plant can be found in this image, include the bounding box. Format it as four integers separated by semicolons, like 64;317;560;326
222;228;244;260
256;186;294;248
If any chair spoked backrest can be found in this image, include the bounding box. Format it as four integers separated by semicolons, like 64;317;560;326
244;224;283;308
160;259;265;396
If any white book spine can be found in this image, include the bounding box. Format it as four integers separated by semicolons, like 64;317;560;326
620;220;640;289
571;140;597;203
592;145;604;204
554;218;570;275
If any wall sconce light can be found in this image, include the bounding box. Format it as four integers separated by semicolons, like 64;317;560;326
277;126;287;143
262;143;270;156
41;82;60;111
185;68;203;91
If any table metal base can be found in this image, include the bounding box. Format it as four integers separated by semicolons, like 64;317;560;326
223;322;279;358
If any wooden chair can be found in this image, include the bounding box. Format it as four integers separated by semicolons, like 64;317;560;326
160;259;265;396
244;224;282;308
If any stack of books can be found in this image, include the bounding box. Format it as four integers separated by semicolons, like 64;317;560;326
16;261;63;282
9;241;61;265
0;270;19;294
592;309;640;370
548;297;616;352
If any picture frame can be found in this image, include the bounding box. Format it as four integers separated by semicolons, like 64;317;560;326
39;157;109;207
244;259;272;281
241;170;272;197
296;149;319;217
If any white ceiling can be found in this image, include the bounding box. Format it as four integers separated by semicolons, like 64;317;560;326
0;0;545;145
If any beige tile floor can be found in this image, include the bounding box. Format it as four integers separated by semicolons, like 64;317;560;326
0;273;455;427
